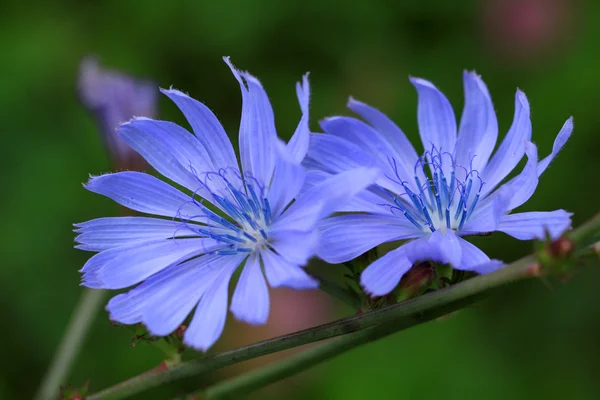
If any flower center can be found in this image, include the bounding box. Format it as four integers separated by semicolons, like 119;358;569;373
179;169;272;254
383;148;484;233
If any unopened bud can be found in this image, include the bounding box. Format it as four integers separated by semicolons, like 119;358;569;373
59;380;90;400
548;236;575;258
395;262;435;302
78;56;157;170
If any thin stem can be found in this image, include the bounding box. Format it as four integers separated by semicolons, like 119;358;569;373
35;289;105;400
88;212;600;400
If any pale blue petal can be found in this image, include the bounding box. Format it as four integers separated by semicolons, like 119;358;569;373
287;73;311;163
410;77;457;156
455;237;491;270
300;170;390;214
118;117;213;192
268;229;318;266
481;90;532;196
455;71;498;174
225;58;276;186
460;193;509;235
230;253;270;325
281;167;380;226
347;97;419;174
184;255;243;351
81;238;221;289
304;133;377;174
497;210;572;240
404;230;462;267
538;117;573;176
318;214;422;263
267;142;306;217
471;260;505;274
160;87;238;172
494;141;538;212
74;217;179;251
85;172;196;219
106;255;218;325
141;254;226;336
360;246;412;296
261;249;319;289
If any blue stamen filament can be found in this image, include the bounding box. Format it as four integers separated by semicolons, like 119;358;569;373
177;170;274;256
385;150;484;234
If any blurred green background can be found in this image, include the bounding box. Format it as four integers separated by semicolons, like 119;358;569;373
2;0;599;399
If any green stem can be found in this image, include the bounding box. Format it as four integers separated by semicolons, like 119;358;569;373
314;275;362;309
88;213;600;400
35;289;105;400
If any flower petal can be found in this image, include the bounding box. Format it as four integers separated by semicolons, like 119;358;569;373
81;238;221;289
117;117;213;193
538;117;573;176
267;142;306;217
74;217;179;251
268;229;318;266
141;254;225;336
410;77;457;156
481;90;532;196
471;260;505;274
287;73;311;163
183;254;243;351
160;88;238;172
318;214;422;264
497;210;572;240
455;237;491;270
455;71;498;174
495;141;539;212
347;97;420;174
261;249;319;289
230;253;270;325
304;133;377;174
360;246;412;296
85;172;196;219
404;230;462;267
225;58;276;186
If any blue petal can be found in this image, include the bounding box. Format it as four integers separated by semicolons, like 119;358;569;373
141;254;225;336
85;172;196;219
470;260;505;274
301;171;392;214
160;88;238;172
267;142;306;217
230;253;270;325
318;214;422;264
281;167;380;226
106;255;217;325
481;90;532;196
360;246;412;296
261;249;319;289
494;141;538;212
460;191;509;235
538;117;573;176
321;116;421;193
404;230;462;267
74;217;179;251
497;210;572;240
304;133;377;174
410;77;457;158
268;229;318;266
118;117;213;193
184;254;244;351
81;238;221;289
455;71;498;174
347;97;420;176
455;237;491;270
287;73;311;163
224;58;276;187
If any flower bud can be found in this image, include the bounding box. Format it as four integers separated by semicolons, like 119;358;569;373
395;262;435;302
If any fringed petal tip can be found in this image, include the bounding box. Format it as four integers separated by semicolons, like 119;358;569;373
515;88;529;108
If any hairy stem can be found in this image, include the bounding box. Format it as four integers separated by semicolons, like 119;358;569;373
35;289;105;400
88;213;600;400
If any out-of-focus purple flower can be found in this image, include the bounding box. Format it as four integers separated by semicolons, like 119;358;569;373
75;58;378;351
78;56;157;169
305;72;573;297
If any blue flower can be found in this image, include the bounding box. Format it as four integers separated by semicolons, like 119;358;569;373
75;57;378;351
305;72;573;297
